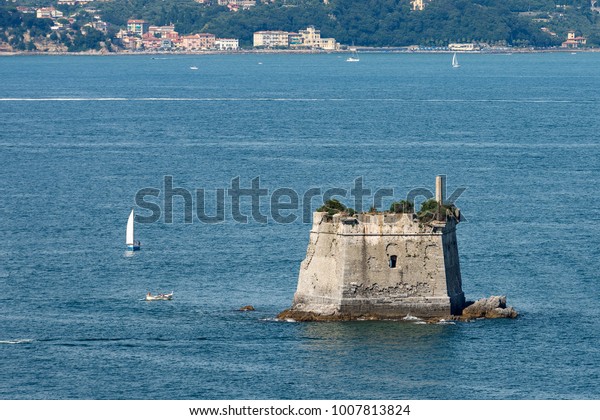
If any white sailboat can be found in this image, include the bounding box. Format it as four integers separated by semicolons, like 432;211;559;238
346;47;359;62
452;53;460;68
126;209;140;251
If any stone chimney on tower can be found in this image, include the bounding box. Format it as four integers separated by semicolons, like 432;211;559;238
435;175;446;205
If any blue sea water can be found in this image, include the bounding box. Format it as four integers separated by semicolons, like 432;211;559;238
0;52;599;399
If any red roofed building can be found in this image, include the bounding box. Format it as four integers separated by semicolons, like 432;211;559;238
182;33;216;50
142;33;162;50
561;30;587;48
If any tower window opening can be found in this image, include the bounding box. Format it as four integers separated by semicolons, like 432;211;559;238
389;255;397;268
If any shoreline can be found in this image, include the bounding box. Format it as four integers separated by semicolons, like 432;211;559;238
1;47;598;57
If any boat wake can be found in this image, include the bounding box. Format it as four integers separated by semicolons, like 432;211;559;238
0;97;586;104
261;317;296;323
0;339;34;345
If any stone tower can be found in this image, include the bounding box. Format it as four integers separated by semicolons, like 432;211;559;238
279;177;465;321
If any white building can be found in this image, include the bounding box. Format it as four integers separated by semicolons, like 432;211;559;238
218;0;256;8
215;38;239;50
298;26;320;48
411;0;425;10
148;25;176;38
319;37;338;50
254;26;338;50
253;31;289;48
298;26;338;50
36;7;63;19
448;43;476;51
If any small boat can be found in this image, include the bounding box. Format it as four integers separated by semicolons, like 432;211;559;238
126;209;141;251
145;292;174;301
190;66;198;70
346;48;360;62
452;53;460;68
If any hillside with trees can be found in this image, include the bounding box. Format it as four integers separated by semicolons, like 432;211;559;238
0;5;114;52
2;0;600;51
95;0;600;47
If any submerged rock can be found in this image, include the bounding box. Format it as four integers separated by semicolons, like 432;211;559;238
277;296;518;322
461;296;518;320
277;309;367;322
278;297;518;322
239;305;255;312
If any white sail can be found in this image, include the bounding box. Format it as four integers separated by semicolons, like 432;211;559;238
126;209;134;245
452;53;459;68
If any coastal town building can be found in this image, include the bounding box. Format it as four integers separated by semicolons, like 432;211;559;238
298;26;321;48
148;25;177;38
115;18;237;51
541;27;557;37
411;0;425;10
295;26;338;50
561;30;587;48
127;19;149;36
254;26;338;50
141;33;163;50
318;37;337;50
448;43;477;51
411;0;433;10
36;7;63;19
57;0;92;5
160;38;174;49
215;38;239;50
118;34;143;50
181;33;216;50
85;20;108;33
253;31;290;48
288;32;302;47
296;26;338;50
218;0;257;10
17;6;36;14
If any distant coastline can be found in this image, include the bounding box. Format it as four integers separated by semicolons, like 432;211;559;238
1;47;598;57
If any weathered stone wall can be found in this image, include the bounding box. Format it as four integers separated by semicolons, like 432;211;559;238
283;212;465;320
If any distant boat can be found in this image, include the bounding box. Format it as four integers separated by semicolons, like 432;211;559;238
452;53;460;68
145;292;173;301
190;66;199;70
126;209;140;251
346;48;360;62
